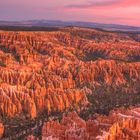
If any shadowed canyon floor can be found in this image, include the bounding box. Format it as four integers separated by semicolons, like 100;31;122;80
0;27;139;139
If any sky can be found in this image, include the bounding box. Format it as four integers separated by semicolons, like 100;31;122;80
0;0;140;26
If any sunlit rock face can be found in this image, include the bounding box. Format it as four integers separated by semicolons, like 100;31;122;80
0;123;4;138
41;112;89;140
103;108;140;140
23;107;140;139
40;107;140;140
105;119;140;140
0;27;140;139
0;28;140;119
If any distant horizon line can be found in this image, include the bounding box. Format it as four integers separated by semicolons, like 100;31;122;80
0;19;140;28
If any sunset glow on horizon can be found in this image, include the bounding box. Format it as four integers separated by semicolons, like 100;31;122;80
0;0;140;26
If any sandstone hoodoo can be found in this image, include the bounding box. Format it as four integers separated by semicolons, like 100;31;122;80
0;27;139;139
40;107;140;140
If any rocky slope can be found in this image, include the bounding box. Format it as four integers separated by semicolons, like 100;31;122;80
0;27;139;139
26;107;140;140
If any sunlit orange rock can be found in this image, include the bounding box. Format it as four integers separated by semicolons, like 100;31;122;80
0;123;4;138
0;28;139;139
40;107;140;140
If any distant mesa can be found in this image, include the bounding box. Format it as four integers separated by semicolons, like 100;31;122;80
0;20;140;31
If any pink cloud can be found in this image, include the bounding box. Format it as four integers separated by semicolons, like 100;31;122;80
65;0;140;9
0;0;139;26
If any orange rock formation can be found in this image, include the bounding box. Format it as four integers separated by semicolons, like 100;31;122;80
0;28;139;119
40;107;140;140
0;27;139;139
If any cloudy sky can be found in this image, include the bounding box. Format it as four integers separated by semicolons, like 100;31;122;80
0;0;140;26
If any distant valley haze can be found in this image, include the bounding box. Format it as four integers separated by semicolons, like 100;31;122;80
0;19;140;31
